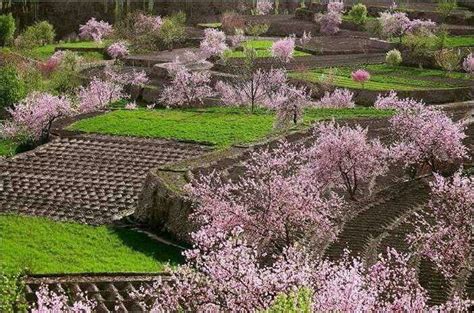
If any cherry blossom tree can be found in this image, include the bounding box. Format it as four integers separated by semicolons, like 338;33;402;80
308;122;388;199
78;17;113;43
255;0;273;15
265;85;310;127
134;13;162;34
271;37;295;63
462;53;474;74
215;67;287;113
199;28;228;59
374;91;422;110
378;11;411;41
186;141;346;255
106;41;129;59
389;104;468;173
319;10;343;35
316;88;355;108
2;92;73;143
299;31;312;47
408;171;473;278
327;0;345;14
351;69;370;88
31;284;95;313
160;65;214;107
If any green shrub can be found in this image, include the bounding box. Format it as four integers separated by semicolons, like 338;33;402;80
435;48;462;72
365;18;382;37
0;271;28;313
386;49;403;66
245;23;269;38
0;66;26;109
169;10;186;25
49;68;82;94
16;21;55;49
436;0;457;21
348;3;368;25
159;16;186;50
403;34;444;68
265;288;313;313
0;14;15;47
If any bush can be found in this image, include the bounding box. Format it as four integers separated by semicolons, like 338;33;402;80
0;14;15;47
15;21;55;49
245;23;269;37
436;0;457;21
365;18;382;37
403;34;443;68
0;271;28;313
348;3;368;25
435;48;462;72
0;66;26;109
221;11;246;35
159;14;186;50
49;68;82;94
386;49;403;66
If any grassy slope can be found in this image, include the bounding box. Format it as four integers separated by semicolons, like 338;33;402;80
443;35;474;48
289;64;470;91
0;215;183;274
227;40;311;58
23;41;107;60
68;107;393;148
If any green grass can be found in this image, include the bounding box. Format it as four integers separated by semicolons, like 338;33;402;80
68;107;393;148
443;35;474;48
0;215;183;274
197;22;222;28
226;40;311;58
289;64;471;91
0;139;18;157
22;41;107;60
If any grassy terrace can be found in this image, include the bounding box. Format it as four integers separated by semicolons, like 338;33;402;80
22;40;107;60
443;35;474;48
0;139;17;157
289;64;471;91
0;215;183;274
226;39;311;58
68;107;393;148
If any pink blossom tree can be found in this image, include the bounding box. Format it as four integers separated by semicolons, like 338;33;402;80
308;122;388;199
462;53;474;74
199;28;228;59
215;68;287;113
408;172;473;278
160;65;214;107
378;11;411;42
299;31;312;47
78;17;113;43
255;0;274;15
264;85;310;127
106;41;129;59
374;91;424;110
31;284;95;313
134;13;162;34
316;88;355;108
327;0;345;14
271;37;295;63
319;10;343;35
351;69;370;88
389;104;468;173
186;141;346;255
2;92;73;143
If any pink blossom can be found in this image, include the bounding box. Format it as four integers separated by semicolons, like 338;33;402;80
316;88;355;108
50;50;66;63
374;91;424;110
319;10;342;35
407;19;437;35
389;105;468;172
229;29;245;47
255;0;273;15
125;101;137;110
106;42;129;59
216;68;287;112
327;0;345;14
299;31;312;46
134;13;162;34
2;92;73;142
378;11;411;39
408;172;473;278
37;57;60;77
351;69;370;87
78;77;124;113
160;65;214;107
200;28;228;58
79;17;113;43
265;84;309;127
271;37;295;63
462;53;474;73
31;284;95;313
308;121;388;199
146;103;156;110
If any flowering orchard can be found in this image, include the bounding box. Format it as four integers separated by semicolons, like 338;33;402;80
79;17;113;43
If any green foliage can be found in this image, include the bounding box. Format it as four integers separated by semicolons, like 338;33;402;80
68;107;393;148
245;23;270;38
16;21;55;49
365;18;382;37
264;288;313;313
442;35;474;48
386;49;403;66
0;215;183;274
0;14;15;47
348;3;368;25
0;271;27;313
436;0;457;20
435;48;462;72
0;66;26;109
49;68;82;94
159;14;186;50
403;33;444;67
0;139;18;156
